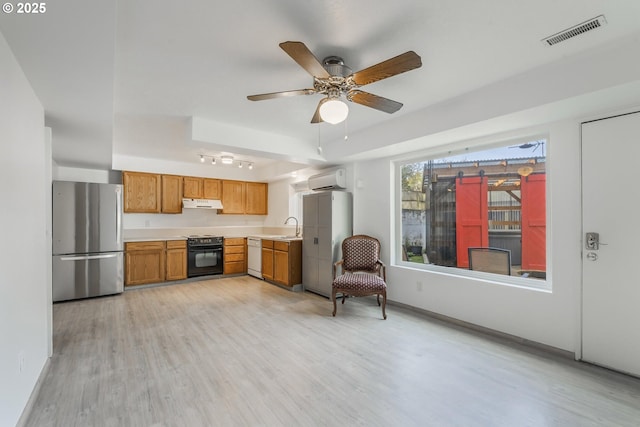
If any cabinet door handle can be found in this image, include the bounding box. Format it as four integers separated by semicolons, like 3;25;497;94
314;237;318;244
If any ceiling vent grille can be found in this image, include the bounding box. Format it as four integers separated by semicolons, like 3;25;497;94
542;15;607;46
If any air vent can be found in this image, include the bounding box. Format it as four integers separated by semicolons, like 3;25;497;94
542;15;607;46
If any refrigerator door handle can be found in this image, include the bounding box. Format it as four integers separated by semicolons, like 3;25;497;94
60;253;119;261
115;186;122;245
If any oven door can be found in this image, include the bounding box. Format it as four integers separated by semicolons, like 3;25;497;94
188;246;223;277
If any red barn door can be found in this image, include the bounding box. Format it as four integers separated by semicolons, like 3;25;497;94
456;176;488;268
521;174;546;272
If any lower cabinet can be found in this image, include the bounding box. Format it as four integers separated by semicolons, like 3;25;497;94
262;240;274;281
224;237;247;275
165;240;187;281
262;239;302;287
125;239;187;286
125;241;166;286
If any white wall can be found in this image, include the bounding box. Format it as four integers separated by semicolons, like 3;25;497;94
0;32;49;426
352;118;586;353
53;164;118;184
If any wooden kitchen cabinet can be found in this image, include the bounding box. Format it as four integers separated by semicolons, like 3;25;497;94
220;180;268;215
261;240;274;281
220;180;246;214
165;240;187;280
183;176;204;198
184;177;221;200
125;241;165;286
245;182;268;215
124;170;264;216
161;174;183;214
203;178;221;199
123;171;162;213
223;237;246;275
262;239;302;287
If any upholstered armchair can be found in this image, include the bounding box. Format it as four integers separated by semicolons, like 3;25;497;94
332;235;387;319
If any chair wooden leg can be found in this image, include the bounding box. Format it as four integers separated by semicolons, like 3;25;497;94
332;287;337;317
381;290;387;320
376;294;380;306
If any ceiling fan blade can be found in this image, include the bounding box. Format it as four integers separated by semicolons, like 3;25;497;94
350;51;422;86
348;90;403;114
279;41;330;79
247;89;315;101
310;99;324;123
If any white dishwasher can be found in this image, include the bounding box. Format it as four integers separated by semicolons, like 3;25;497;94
247;237;262;279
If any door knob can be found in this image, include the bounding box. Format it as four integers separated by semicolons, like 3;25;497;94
586;252;598;261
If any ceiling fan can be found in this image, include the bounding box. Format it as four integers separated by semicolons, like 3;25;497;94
247;41;422;124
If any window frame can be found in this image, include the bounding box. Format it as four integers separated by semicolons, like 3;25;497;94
393;139;551;291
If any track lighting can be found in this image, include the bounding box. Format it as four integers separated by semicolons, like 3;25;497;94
197;154;254;169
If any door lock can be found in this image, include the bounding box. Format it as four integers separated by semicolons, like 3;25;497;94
585;232;599;250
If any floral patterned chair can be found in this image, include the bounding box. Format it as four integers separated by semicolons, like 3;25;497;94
332;235;387;319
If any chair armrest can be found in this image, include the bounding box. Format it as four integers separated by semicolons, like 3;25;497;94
333;260;344;280
376;260;386;281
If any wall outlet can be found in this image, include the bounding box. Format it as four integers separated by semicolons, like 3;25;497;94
416;281;423;291
19;351;25;373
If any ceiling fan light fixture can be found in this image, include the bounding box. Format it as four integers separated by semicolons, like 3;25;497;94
319;98;349;124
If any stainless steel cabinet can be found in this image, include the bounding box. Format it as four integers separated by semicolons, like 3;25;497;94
302;191;352;297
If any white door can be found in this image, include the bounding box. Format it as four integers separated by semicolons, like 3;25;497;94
582;111;640;377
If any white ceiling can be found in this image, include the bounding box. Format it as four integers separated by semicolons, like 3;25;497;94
2;0;640;177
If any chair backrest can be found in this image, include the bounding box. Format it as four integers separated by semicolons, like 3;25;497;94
468;247;511;275
341;235;381;273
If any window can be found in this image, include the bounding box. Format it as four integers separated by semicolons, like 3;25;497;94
399;139;547;282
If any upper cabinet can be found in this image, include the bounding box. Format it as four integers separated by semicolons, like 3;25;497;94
183;176;203;199
123;171;183;214
245;182;268;215
183;177;221;200
123;171;161;213
220;180;246;214
123;171;266;216
203;178;221;199
161;174;183;214
220;180;268;215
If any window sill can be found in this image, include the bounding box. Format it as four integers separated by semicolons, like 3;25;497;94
393;261;552;292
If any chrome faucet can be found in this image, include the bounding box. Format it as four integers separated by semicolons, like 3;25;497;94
284;216;300;237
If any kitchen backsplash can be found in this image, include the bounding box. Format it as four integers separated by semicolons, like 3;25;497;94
124;209;297;239
123;208;265;229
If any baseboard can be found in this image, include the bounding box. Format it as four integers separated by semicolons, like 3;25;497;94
388;300;575;360
16;356;51;427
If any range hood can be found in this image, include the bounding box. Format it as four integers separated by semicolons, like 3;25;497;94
182;198;223;209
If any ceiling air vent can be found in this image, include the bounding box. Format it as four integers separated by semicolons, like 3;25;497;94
542;15;607;46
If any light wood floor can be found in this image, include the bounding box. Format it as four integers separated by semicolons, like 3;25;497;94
24;276;640;427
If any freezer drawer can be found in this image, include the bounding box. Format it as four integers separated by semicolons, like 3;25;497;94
52;252;124;302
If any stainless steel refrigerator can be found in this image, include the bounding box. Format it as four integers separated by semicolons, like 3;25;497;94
52;181;124;302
